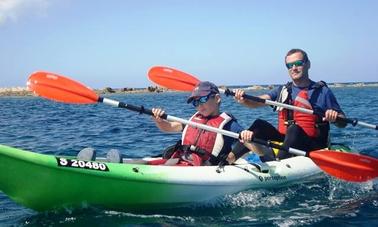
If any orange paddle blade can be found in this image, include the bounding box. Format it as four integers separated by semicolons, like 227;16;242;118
309;150;378;182
27;71;99;104
148;66;200;91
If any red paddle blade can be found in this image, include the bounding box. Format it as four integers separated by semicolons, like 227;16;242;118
309;150;378;182
27;71;99;104
148;66;200;91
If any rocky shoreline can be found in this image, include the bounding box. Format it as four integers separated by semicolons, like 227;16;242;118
0;86;170;97
1;82;378;97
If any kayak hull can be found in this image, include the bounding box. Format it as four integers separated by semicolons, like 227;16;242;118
0;144;340;211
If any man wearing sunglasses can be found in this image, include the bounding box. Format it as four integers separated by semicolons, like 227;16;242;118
151;81;254;166
228;48;346;162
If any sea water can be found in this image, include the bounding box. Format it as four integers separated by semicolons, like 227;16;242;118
0;87;377;226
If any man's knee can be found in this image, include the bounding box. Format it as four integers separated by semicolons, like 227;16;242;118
284;124;309;151
249;119;268;130
286;124;305;135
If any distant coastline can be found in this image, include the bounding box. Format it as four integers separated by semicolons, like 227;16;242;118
0;86;170;97
1;82;378;97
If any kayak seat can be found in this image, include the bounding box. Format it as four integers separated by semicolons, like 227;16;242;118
77;148;96;161
250;162;270;173
162;141;181;159
106;149;123;163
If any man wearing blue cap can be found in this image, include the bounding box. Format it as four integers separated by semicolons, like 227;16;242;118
152;81;254;166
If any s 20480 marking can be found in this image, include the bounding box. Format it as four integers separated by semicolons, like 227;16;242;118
56;158;109;171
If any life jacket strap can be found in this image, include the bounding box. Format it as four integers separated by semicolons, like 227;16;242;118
181;145;207;157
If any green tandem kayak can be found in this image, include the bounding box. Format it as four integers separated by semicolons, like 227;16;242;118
0;144;351;212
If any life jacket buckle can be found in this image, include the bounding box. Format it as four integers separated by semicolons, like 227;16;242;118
182;145;207;158
285;120;295;126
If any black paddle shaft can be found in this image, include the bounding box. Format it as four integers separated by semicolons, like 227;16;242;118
223;88;377;130
98;97;169;119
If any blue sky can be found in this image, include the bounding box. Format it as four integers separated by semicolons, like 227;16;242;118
1;0;377;88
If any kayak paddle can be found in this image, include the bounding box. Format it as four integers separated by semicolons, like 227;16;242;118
27;71;378;182
148;66;378;130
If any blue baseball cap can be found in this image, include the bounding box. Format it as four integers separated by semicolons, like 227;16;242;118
187;81;219;103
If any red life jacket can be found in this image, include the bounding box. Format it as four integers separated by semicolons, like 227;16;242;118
180;112;232;165
276;82;327;138
278;89;319;137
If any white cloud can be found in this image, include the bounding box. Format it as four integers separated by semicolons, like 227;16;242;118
0;0;50;24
